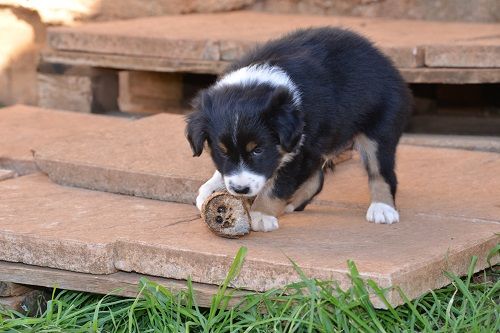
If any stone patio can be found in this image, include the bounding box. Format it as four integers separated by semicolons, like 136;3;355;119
0;105;128;175
34;114;212;204
0;105;498;307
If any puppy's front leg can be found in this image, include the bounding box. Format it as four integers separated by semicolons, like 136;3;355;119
196;171;225;211
250;184;287;232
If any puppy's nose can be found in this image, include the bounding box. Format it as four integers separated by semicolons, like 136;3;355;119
231;185;250;195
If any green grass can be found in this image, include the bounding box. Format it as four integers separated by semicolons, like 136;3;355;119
0;247;498;332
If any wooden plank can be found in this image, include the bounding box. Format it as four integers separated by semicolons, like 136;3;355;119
37;73;93;113
425;44;500;68
0;261;246;307
42;50;228;75
118;71;184;114
43;51;500;84
399;67;500;84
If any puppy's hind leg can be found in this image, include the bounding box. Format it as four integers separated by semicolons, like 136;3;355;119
355;134;399;224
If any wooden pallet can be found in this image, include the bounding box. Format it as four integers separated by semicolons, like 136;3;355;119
40;11;500;113
0;261;245;307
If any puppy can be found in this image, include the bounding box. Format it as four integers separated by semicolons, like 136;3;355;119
186;27;411;232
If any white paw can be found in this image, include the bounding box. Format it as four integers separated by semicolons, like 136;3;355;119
196;188;212;211
366;202;399;224
196;171;224;211
284;204;295;213
249;211;279;232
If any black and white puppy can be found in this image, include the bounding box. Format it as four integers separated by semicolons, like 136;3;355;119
186;27;411;232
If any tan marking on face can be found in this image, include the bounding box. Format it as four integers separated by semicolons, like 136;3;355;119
246;141;257;153
218;142;228;154
355;134;395;207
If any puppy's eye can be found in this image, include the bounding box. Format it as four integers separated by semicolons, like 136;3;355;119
218;142;228;155
251;147;263;156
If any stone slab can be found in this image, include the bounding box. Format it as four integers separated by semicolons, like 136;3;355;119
0;169;16;181
34;114;217;204
0;168;498;307
0;105;128;175
0;173;199;274
0;141;500;304
33;114;350;204
46;12;500;69
316;146;500;223
401;134;500;153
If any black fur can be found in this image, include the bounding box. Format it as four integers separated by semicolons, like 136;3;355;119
186;27;411;209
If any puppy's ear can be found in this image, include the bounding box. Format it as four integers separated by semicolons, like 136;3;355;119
263;87;303;152
186;91;212;156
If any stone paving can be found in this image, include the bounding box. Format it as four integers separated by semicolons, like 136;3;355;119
0;105;128;175
0;105;499;307
0;169;16;181
34;114;212;204
2;142;499;307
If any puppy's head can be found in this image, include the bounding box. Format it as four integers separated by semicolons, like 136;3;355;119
186;84;303;197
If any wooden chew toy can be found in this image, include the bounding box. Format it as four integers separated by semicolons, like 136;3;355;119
201;192;251;238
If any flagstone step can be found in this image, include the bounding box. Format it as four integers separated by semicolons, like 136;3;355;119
400;134;500;153
33;113;350;205
0;105;129;175
34;113;210;204
0;169;16;181
44;11;500;83
316;146;500;222
33;111;500;219
0;164;497;307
